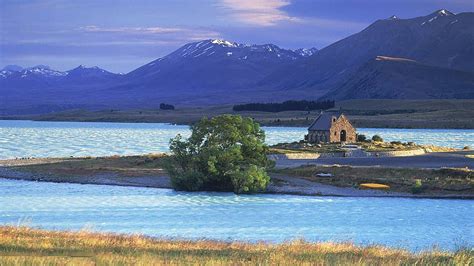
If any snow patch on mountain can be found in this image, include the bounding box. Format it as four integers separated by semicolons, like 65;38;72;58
21;66;68;77
294;48;318;57
169;39;312;61
211;39;237;47
421;9;455;25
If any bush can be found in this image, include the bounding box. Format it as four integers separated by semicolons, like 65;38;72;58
463;146;470;150
357;134;367;142
372;135;383;142
164;115;271;193
390;141;402;145
411;179;425;194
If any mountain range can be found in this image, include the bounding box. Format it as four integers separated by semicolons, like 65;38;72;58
1;9;473;114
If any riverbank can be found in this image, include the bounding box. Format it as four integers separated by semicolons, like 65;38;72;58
1;155;472;198
2;226;471;265
2;99;474;129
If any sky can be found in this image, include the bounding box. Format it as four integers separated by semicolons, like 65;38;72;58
1;0;473;73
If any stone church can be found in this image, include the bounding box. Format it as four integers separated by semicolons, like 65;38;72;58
306;112;356;143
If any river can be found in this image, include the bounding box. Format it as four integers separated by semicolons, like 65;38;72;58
0;179;472;251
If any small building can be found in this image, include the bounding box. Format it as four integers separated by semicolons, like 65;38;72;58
306;112;356;143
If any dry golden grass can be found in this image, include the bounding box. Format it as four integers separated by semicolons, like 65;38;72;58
270;141;442;154
0;226;472;265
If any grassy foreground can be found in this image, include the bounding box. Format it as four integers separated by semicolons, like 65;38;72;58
0;226;472;265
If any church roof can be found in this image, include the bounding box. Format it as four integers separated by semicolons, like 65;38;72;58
308;112;342;131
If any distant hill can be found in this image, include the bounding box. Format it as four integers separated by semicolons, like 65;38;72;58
0;65;122;114
321;56;474;100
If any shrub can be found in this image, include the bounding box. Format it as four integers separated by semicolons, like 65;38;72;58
390;141;402;145
372;135;383;142
164;115;271;194
463;146;470;150
411;179;425;194
357;134;367;142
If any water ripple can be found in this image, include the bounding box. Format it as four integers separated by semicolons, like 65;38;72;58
0;179;472;251
1;121;473;159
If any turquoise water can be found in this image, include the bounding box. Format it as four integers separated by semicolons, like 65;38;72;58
0;120;473;159
0;179;472;251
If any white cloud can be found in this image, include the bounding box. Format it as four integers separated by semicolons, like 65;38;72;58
79;26;185;34
74;25;221;44
217;0;300;26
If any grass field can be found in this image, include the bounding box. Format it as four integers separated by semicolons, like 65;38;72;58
273;165;474;195
268;141;450;154
0;226;472;265
4;99;474;129
8;154;168;178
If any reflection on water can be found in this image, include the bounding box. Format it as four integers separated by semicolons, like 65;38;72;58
0;179;472;251
0;120;473;159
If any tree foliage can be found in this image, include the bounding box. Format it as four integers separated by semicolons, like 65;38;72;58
232;100;335;112
160;103;175;110
372;135;384;142
356;134;367;142
164;115;272;193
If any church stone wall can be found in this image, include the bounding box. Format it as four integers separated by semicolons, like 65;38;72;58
329;115;356;143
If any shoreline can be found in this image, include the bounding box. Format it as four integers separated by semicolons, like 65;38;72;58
1;157;472;199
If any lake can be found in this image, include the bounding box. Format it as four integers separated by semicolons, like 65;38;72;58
0;179;472;251
0;120;473;159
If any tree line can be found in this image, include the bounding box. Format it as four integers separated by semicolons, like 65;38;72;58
232;100;335;112
160;103;175;110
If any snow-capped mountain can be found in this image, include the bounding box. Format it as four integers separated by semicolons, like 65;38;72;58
420;9;454;25
0;65;118;80
0;69;16;78
21;66;68;78
124;39;315;99
1;64;120;114
262;9;474;97
156;39;309;61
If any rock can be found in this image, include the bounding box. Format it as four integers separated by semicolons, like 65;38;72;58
316;173;333;177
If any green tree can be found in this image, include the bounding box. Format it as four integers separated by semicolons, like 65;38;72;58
372;135;383;142
356;134;367;142
164;115;272;193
